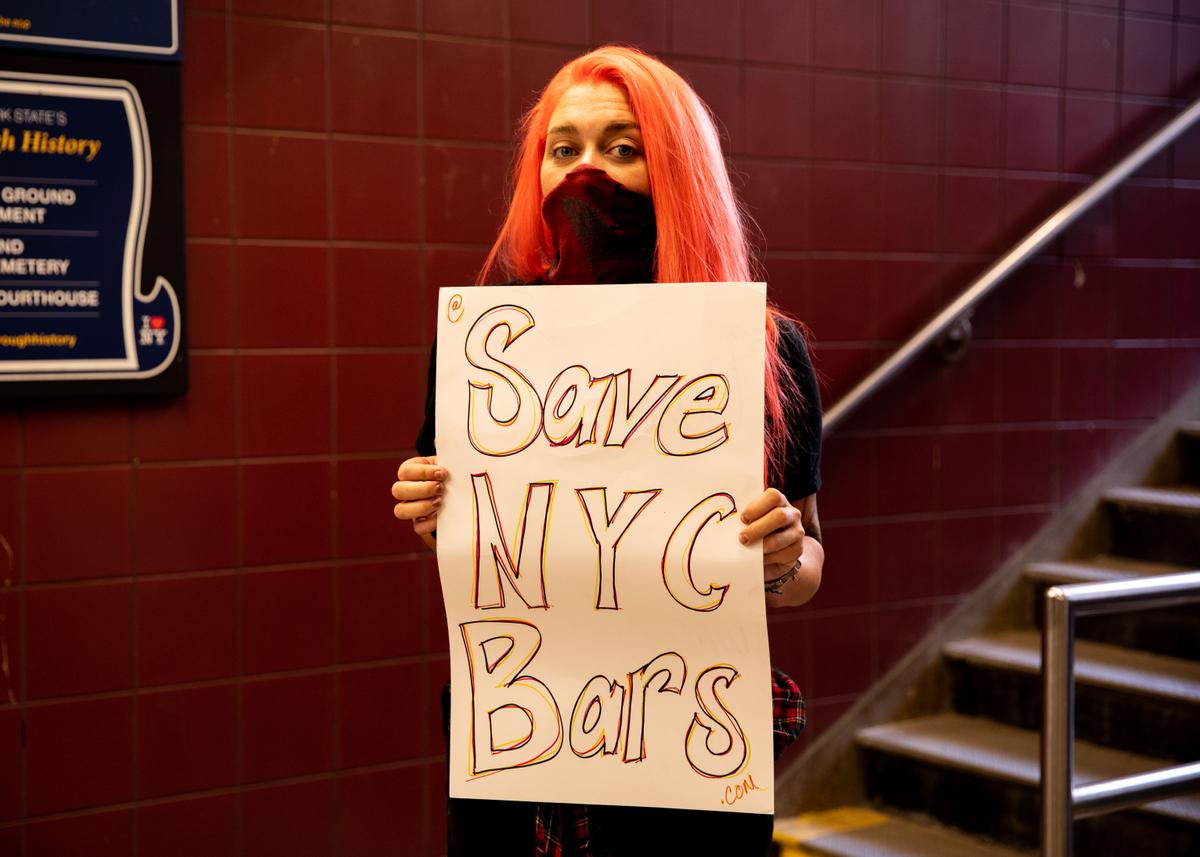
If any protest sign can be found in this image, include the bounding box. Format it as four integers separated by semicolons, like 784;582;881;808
435;282;772;814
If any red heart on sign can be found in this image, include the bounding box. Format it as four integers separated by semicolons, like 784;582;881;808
150;316;165;329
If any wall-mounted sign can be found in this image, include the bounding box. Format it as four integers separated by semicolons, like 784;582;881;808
0;18;185;396
0;1;179;60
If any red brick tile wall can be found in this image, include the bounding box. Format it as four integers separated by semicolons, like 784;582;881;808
1;0;1198;852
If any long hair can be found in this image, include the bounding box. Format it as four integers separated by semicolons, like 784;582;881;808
480;45;802;488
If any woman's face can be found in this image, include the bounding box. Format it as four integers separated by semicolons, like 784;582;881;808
540;81;650;198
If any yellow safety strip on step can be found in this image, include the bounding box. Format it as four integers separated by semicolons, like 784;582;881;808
774;807;890;848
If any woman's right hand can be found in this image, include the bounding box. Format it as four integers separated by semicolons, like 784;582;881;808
392;455;446;537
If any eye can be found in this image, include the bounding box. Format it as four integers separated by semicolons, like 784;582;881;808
551;144;577;159
610;143;638;159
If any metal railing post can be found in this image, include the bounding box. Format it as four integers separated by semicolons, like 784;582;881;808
1041;588;1074;857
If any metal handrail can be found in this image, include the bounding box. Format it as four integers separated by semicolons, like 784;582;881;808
823;94;1200;435
1041;570;1200;856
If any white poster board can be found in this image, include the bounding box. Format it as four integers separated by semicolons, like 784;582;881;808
435;282;773;814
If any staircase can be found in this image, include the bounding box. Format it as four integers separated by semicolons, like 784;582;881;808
775;424;1200;857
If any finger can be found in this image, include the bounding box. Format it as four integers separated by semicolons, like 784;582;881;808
391;479;443;502
393;497;442;521
763;525;804;556
738;488;787;527
764;542;803;567
396;457;447;483
413;515;438;536
739;505;795;545
762;561;791;580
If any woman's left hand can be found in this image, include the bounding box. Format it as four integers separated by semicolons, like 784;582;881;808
738;487;805;581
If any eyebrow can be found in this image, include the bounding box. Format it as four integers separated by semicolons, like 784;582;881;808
547;121;640;136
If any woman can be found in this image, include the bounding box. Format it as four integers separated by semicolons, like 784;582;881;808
393;46;824;856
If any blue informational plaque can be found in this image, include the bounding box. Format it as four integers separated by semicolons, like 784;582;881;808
0;2;179;60
0;67;184;392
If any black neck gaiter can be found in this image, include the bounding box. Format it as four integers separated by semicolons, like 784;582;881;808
540;166;657;285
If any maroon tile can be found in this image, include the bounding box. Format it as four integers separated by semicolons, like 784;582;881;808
339;560;427;661
242;566;334;674
185;241;235;348
744;0;812;65
135;465;236;574
183;11;230;125
766;614;808;682
232;0;324;19
1125;0;1173;11
235;245;329;347
337;767;426;856
671;0;740;59
334;248;423;347
241;461;333;566
233;133;328;239
1175;187;1200;260
875;260;949;342
1120;99;1173;179
511;44;579;121
996;511;1050;564
26;697;133;814
184;128;230;237
763;256;807;318
854;348;946;430
1170;346;1200;399
1122;18;1173;97
1054;263;1112;339
0;707;21;820
0;587;19;707
939;514;997;596
813;0;875;71
943;346;997;426
26;809;133;857
26;582;132;700
591;0;670;53
25;469;130;583
878;171;938;253
1066;10;1118;92
879;0;939;75
813;523;873;609
242;673;334;782
139;795;238;857
809;167;879;251
1007;4;1061;86
879;79;939;165
938;432;998;511
806;612;871;698
811;345;881;405
1117;184;1174;259
22;403;129;466
1063;94;1118;174
423;40;506;141
132;354;237;462
511;0;588;44
238;354;332;457
1179;24;1200;91
673;59;743;151
1005;91;1060;172
1057;426;1113;500
804;260;877;341
424;0;503;36
1001;177;1065;249
946;0;1003;82
232;20;326;131
331;140;420;241
138;684;237;798
331;32;418;137
742;67;810;158
424;145;508;244
998;347;1056;423
941;175;1002;255
875;602;936;676
1113;267;1176;339
1113;347;1170;420
812;73;875;162
975;262;1058;340
335;352;425;452
332;0;416;28
339;663;424;766
243;780;336;857
944;85;1002;168
998;430;1056;507
875;435;939;516
1174;268;1200;340
1058;346;1114;422
1061;190;1116;258
0;414;18;467
138;574;237;686
337;457;429;559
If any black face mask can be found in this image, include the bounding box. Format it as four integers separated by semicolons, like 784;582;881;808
540;166;657;285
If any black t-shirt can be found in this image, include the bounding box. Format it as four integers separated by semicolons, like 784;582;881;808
416;316;821;498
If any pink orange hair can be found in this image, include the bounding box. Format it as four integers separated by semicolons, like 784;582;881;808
480;45;804;489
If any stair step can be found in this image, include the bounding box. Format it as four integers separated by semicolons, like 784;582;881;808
774;808;1032;857
1103;485;1200;515
1024;556;1188;586
858;714;1200;852
943;630;1200;704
